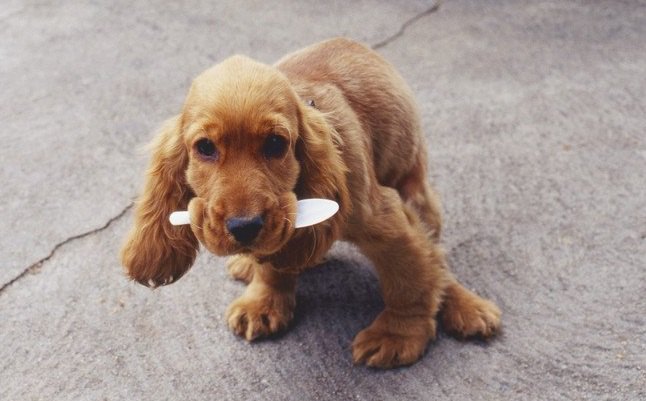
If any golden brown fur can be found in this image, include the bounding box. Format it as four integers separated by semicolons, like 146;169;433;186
121;38;501;368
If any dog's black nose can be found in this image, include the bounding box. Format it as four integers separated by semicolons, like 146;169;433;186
226;216;264;245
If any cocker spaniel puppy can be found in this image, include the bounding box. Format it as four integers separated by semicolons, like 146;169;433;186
121;38;501;368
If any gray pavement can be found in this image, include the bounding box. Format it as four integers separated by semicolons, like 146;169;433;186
1;1;644;400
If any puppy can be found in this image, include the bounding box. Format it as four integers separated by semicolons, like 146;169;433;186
121;38;501;368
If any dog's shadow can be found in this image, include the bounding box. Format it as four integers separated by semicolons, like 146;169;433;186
282;237;507;350
289;248;384;343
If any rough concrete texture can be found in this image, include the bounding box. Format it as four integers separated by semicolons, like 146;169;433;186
1;0;644;400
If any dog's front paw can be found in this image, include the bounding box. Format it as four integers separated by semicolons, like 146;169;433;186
440;284;501;338
352;311;436;368
226;287;295;341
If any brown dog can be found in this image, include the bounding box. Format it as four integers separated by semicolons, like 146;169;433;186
121;38;501;368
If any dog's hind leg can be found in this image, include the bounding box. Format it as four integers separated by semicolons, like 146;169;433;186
396;154;501;339
227;254;256;284
395;155;443;241
440;281;501;338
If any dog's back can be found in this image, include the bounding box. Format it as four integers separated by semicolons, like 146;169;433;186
276;38;426;191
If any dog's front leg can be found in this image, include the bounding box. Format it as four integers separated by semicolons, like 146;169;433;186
226;258;297;341
350;186;452;368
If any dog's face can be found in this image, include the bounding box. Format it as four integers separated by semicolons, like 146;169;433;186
182;56;301;257
121;54;347;287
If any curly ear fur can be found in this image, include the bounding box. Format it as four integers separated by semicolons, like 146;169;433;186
264;104;351;270
120;116;199;287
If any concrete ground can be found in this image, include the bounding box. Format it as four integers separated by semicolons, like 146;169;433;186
1;0;644;399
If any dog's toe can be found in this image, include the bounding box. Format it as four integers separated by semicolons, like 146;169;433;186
441;285;501;338
226;292;294;341
352;311;435;368
352;328;429;368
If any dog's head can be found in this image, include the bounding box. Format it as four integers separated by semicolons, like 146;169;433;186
120;56;348;287
183;56;302;257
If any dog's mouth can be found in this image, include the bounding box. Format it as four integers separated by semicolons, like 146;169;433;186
189;192;297;258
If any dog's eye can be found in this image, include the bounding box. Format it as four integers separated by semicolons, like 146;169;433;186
195;138;218;160
262;134;287;159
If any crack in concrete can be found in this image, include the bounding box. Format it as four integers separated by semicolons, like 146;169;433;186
0;203;133;295
372;1;442;50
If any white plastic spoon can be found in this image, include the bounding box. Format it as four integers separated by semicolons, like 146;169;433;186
169;198;339;228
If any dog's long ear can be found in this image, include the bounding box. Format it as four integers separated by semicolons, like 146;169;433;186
120;116;199;287
267;104;351;270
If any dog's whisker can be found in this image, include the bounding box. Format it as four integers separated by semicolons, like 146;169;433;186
306;226;317;265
